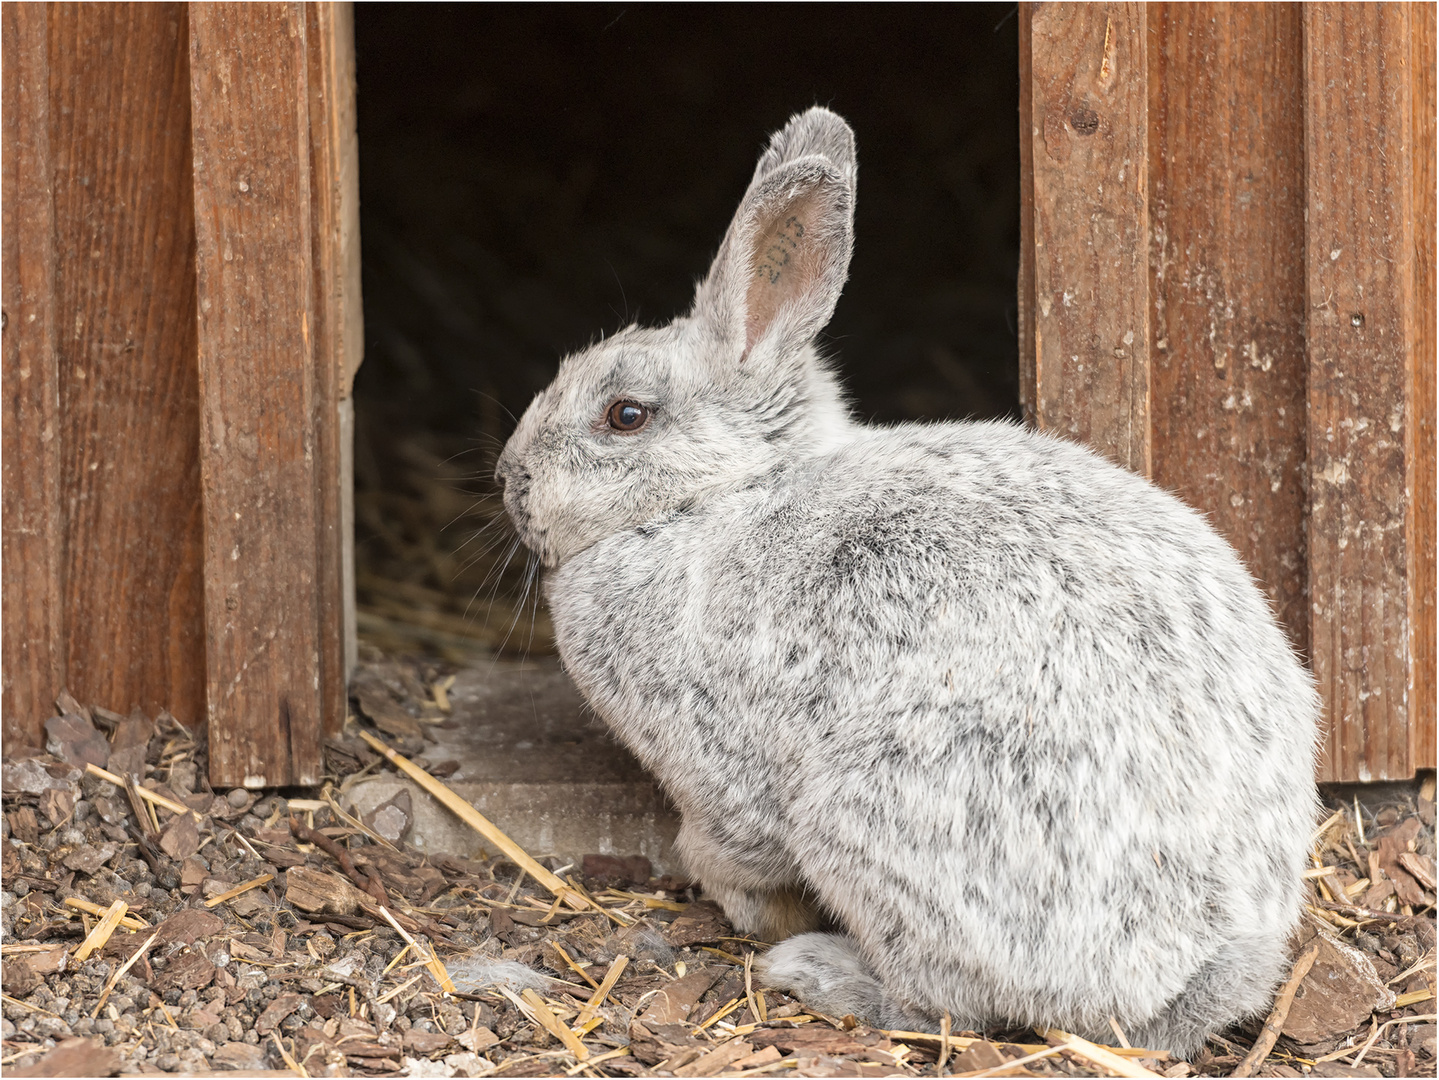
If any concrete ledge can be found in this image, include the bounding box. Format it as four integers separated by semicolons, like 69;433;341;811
346;659;682;871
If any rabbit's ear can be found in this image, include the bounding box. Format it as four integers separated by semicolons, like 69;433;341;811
694;108;856;366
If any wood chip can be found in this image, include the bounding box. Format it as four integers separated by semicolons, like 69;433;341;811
285;867;369;916
725;1045;783;1072
152;908;223;947
959;1042;1067;1078
159;813;201;860
640;968;723;1026
673;1037;754;1077
256;992;304;1035
7;1036;120;1078
1398;850;1436;891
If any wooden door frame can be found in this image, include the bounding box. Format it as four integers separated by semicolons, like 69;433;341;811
1;1;360;787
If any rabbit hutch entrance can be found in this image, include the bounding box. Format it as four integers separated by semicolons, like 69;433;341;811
2;3;1437;1076
342;4;1024;867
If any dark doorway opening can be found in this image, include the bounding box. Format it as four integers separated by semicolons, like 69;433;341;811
351;3;1021;656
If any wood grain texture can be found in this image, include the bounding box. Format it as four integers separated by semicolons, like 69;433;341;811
1147;4;1309;654
1;1;62;747
1017;5;1036;427
1305;4;1419;782
48;2;206;727
190;2;324;787
306;0;365;734
1027;3;1150;475
1409;2;1436;771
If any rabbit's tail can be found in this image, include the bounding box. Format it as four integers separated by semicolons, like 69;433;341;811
757;932;935;1031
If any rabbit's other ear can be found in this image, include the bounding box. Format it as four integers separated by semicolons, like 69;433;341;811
694;108;856;366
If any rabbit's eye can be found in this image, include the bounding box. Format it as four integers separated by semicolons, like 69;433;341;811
606;400;650;432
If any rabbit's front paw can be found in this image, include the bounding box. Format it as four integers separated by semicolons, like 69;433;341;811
757;932;885;1023
759;933;941;1031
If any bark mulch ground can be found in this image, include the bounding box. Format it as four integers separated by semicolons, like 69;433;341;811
1;672;1433;1078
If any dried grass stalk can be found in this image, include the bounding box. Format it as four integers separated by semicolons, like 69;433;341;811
92;931;159;1017
1043;1030;1161;1079
501;986;590;1060
63;897;148;930
959;1042;1066;1078
84;763;194;817
73;900;128;963
376;904;454;994
576;955;628;1026
550;941;600;989
203;873;274;909
358;729;587;911
1230;942;1321;1078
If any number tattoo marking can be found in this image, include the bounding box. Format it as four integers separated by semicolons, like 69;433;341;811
756;216;806;285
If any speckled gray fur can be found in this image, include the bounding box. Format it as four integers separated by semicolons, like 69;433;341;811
496;108;1320;1056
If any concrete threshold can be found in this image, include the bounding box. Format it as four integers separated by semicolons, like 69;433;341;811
345;658;681;872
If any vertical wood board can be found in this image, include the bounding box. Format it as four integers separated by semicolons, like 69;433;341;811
190;2;324;787
1147;4;1310;653
1305;4;1418;781
1;1;62;746
1027;3;1151;475
1409;2;1436;771
1017;8;1037;427
305;0;365;735
48;2;206;727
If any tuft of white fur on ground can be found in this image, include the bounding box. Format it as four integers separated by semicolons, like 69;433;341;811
446;958;552;995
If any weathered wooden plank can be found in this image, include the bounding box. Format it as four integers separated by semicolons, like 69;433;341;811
190;2;325;787
1410;2;1436;771
1305;4;1420;782
306;0;365;734
1016;6;1036;427
1;1;62;747
1027;3;1150;474
48;2;206;727
1147;3;1309;653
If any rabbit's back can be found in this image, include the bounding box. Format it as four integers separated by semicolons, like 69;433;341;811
549;419;1318;1033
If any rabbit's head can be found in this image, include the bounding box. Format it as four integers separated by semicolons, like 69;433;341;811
497;107;858;567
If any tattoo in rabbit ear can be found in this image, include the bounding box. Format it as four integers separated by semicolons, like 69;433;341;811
756;214;806;285
743;187;832;356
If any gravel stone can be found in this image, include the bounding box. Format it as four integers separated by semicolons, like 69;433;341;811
34;1015;71;1039
226;788;249;808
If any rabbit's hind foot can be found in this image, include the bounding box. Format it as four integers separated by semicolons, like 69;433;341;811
756;932;935;1031
1122;934;1287;1059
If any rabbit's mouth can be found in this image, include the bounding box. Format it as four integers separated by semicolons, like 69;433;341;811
501;496;560;568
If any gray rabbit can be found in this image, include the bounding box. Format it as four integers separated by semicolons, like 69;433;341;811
496;107;1320;1055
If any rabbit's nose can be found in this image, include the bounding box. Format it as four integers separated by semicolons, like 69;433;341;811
495;457;531;498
